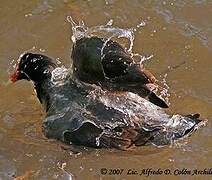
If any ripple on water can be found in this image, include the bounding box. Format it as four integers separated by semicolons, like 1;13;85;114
0;155;16;179
1;112;16;129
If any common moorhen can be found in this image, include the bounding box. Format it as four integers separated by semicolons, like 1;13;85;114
10;52;204;150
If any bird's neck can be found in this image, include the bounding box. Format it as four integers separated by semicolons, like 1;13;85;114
31;63;57;111
33;74;53;112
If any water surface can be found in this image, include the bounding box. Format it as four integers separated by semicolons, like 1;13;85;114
0;0;211;179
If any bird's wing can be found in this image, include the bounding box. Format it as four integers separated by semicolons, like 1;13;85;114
100;40;168;108
101;40;155;84
72;37;106;82
72;37;168;108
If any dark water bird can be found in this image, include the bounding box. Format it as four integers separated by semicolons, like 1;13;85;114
10;52;204;150
71;36;168;108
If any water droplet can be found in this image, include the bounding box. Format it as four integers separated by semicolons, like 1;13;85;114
106;19;113;26
32;58;37;62
56;58;62;65
43;69;49;74
79;166;84;171
136;20;146;28
51;67;69;86
68;15;135;53
25;13;32;17
185;45;191;49
39;48;46;52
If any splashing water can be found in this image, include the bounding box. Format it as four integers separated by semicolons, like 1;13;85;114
160;73;170;104
88;89;206;147
51;66;70;86
7;46;37;75
55;57;62;65
57;162;74;180
67;16;153;64
136;20;146;28
67;16;136;53
67;16;154;69
67;16;170;101
133;53;154;65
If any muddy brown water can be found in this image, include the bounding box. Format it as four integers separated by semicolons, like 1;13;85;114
0;1;212;179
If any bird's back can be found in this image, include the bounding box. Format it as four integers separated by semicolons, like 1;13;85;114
42;78;204;149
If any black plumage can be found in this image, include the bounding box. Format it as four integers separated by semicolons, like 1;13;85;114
71;36;168;108
10;52;204;150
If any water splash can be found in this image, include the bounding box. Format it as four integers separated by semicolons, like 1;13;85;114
7;59;17;77
67;16;137;53
67;16;170;102
8;46;36;75
90;89;205;146
57;162;74;180
55;57;62;65
133;53;154;65
136;20;146;28
159;73;170;105
51;66;69;86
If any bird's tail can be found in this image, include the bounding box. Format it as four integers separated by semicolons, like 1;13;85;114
147;91;168;108
145;113;205;146
132;84;169;108
98;113;204;149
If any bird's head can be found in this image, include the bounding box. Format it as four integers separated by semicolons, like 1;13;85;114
10;53;57;83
